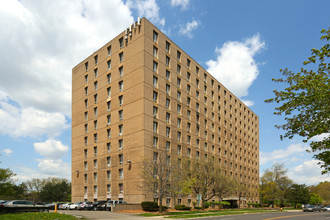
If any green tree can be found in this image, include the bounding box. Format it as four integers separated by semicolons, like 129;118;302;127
0;167;16;198
213;172;234;209
39;177;71;202
309;193;323;205
260;163;293;207
24;178;46;202
140;152;174;212
265;28;330;174
287;184;310;207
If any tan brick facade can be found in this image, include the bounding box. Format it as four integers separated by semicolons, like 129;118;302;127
72;18;259;207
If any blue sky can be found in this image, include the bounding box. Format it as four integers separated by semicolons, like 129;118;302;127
0;0;329;185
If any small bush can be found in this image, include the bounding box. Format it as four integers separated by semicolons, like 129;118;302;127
175;205;191;210
221;201;231;208
203;202;210;209
141;201;158;211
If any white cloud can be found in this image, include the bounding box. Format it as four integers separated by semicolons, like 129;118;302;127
0;92;69;138
206;34;265;98
128;0;165;26
170;0;190;10
0;0;134;117
34;139;69;160
36;159;71;178
288;160;330;185
3;148;13;156
179;20;199;38
242;100;254;107
14;165;70;182
260;143;307;165
309;133;329;142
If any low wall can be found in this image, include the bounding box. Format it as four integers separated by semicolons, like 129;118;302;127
112;204;142;212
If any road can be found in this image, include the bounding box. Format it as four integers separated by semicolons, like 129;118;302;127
55;210;330;220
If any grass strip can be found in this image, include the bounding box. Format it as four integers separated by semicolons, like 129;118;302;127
0;212;87;220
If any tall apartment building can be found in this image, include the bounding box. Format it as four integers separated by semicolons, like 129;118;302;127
72;18;259;207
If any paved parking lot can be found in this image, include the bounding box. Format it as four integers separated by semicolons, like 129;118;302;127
54;210;150;220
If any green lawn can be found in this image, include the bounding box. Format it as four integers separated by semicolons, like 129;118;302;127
0;212;88;220
139;208;280;218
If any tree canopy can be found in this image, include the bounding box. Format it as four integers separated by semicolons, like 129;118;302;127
265;28;330;174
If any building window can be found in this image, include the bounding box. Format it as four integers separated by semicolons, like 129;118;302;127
166;127;170;137
107;60;111;70
165;41;170;52
84;161;88;171
119;95;123;106
107;87;111;97
177;65;181;74
177;91;181;101
187;72;191;82
153;76;158;87
107;129;111;139
166;141;170;151
177;132;181;141
177;78;181;88
166;84;170;95
177;145;181;155
94;107;98;117
177;104;181;114
119;168;124;180
153;31;158;43
94;55;98;65
177;118;181;128
94;120;97;130
94;81;98;90
119;124;123;136
153;121;158;133
187;59;191;68
107;184;111;193
119;81;123;92
119;52;123;63
119;139;123;150
187;135;191;145
153;106;158;118
153;61;158;72
84;149;88;158
166;98;170;109
187;110;191;119
107;170;111;181
187;148;191;157
85;74;88;83
107;45;112;56
166;112;170;123
187;122;191;132
84;124;88;133
107;73;111;84
107;101;111;111
187;97;191;106
94;159;97;169
119;66;123;77
94;172;97;182
177;50;181;61
119;110;123;121
153;136;158;148
85;87;88;96
196;151;199;159
119;37;124;48
94;94;98;104
119;183;124;193
153;91;158;102
84;99;88;108
94;68;98;77
166;70;170;80
166;56;170;66
119;154;123;165
85;62;88;71
107;115;111;125
84;174;88;183
153;46;158;57
107;142;111;153
196;66;199;75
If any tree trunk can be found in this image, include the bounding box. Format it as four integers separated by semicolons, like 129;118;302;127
159;196;163;213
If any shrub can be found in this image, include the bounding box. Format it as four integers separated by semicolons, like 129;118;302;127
203;202;210;209
141;201;159;211
221;201;231;208
209;201;220;208
175;205;191;210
